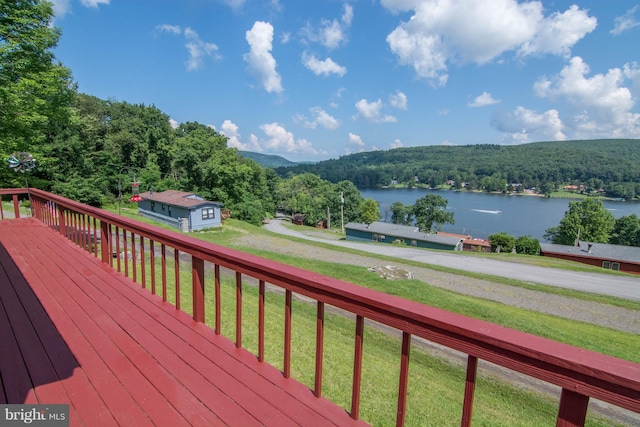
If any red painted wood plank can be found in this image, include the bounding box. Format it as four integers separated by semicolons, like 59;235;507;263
20;239;206;426
34;235;309;426
1;223;188;427
0;245;85;426
0;255;34;404
3;233;153;427
48;231;362;427
2;219;370;427
21;222;272;426
7;279;116;427
40;257;259;426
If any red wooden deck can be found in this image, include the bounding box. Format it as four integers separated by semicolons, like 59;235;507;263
0;218;367;426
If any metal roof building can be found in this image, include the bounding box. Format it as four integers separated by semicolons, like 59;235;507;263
345;222;464;251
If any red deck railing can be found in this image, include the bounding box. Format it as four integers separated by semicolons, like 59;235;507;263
2;188;640;426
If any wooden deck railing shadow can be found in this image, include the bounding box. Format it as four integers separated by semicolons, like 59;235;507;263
2;188;640;426
0;241;80;404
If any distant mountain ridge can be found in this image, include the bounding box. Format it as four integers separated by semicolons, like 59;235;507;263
273;139;640;194
238;151;309;168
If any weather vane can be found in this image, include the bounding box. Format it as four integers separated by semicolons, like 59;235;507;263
8;152;36;174
8;151;36;191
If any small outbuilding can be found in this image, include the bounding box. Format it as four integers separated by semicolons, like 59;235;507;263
437;231;491;252
345;222;464;251
539;241;640;274
137;190;223;232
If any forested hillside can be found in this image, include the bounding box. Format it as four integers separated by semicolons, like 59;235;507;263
238;151;301;168
276;140;640;199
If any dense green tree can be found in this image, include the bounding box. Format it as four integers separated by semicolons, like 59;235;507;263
390;201;412;225
359;198;381;224
540;182;554;197
412;194;455;232
0;0;75;187
232;195;265;226
514;235;540;255
609;214;640;247
488;232;516;253
333;180;363;225
544;198;615;244
275;173;333;226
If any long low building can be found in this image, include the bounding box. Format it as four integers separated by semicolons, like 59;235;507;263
345;221;464;251
539;241;640;274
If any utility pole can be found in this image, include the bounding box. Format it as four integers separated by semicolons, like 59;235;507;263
340;192;344;233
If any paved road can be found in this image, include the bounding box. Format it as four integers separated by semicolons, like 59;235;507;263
264;219;640;301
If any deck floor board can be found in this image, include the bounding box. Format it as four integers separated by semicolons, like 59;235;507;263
0;218;367;426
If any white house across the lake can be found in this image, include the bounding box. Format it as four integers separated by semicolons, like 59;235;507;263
137;190;223;232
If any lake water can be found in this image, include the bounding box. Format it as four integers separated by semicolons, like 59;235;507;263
359;188;640;241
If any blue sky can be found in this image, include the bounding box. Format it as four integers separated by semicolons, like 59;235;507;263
51;0;640;162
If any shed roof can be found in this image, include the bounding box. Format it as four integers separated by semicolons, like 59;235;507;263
539;241;640;264
139;190;222;209
345;222;463;247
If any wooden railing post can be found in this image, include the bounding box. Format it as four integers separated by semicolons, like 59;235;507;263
396;332;411;427
100;220;111;264
556;388;589;427
58;206;66;237
351;315;365;420
192;256;205;323
461;355;478;427
12;195;20;218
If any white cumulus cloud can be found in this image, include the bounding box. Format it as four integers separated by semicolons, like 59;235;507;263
517;5;597;58
221;120;263;151
217;0;245;9
302;52;347;77
355;99;397;123
611;6;640;35
301;3;353;49
51;0;109;18
389;91;408;110
80;0;109;7
349;132;364;147
533;56;640;138
184;28;221;70
244;21;283;93
156;25;220;71
383;0;596;86
259;123;322;154
390;139;403;149
491;107;566;144
469;91;500;107
297;107;340;130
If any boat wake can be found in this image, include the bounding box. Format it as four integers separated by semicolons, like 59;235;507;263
471;209;502;214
